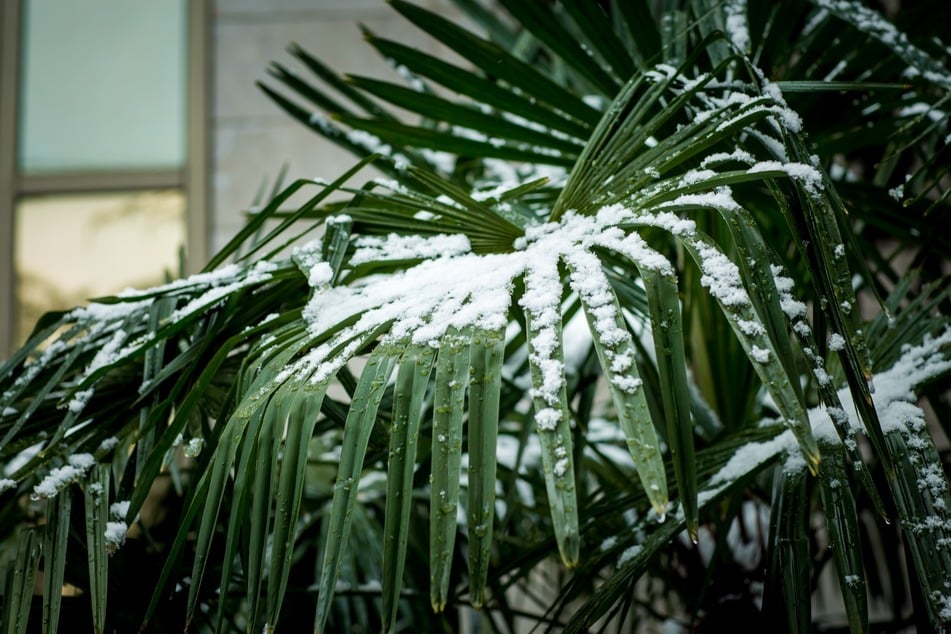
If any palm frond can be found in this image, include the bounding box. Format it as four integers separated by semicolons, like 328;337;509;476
1;1;949;632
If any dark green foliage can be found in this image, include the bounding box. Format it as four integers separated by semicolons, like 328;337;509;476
1;1;949;632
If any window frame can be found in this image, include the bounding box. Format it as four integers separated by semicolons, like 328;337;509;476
0;0;210;357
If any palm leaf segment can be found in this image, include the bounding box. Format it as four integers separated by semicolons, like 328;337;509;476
1;0;950;632
273;54;840;627
3;48;848;631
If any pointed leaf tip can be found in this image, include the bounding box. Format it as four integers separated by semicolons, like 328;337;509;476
687;525;699;544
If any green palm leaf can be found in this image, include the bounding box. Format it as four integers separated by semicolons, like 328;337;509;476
1;1;949;632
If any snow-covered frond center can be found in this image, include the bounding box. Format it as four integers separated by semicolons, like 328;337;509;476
350;233;472;265
295;208;676;384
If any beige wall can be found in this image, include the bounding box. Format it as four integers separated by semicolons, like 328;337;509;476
211;0;468;251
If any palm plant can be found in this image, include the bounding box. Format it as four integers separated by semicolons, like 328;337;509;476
2;0;950;632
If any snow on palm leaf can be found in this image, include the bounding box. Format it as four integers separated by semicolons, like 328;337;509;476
8;59;835;614
294;207;677;510
6;23;945;628
289;154;832;611
284;54;871;618
290;188;822;509
292;202;687;623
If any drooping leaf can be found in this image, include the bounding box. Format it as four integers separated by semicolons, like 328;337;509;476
314;347;399;633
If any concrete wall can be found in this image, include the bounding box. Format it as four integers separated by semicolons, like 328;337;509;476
211;0;467;251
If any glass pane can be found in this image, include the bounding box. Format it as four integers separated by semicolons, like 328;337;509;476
19;0;186;173
15;191;186;343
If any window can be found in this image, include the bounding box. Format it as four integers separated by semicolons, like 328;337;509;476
0;0;208;354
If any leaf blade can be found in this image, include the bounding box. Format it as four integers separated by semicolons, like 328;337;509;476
381;345;434;631
566;250;668;515
522;257;581;566
466;328;505;608
314;347;399;633
429;333;471;613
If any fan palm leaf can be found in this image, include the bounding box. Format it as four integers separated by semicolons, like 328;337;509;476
1;1;949;632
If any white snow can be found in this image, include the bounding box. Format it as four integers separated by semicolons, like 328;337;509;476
566;249;642;393
68;453;95;469
308;262;334;287
829;333;846;351
823;60;848;81
535;408;561;432
724;0;750;52
420;149;456;173
661;619;688;634
738;319;766;337
104;521;128;551
294;205;680;393
116;264;242;300
167;261;278;324
665;188;742;212
98;437;119;452
629;210;698;237
582;94;607;111
349;233;471;265
67;389;94;415
32;453;96;499
110;500;131;519
750;346;771;363
771;264;808;320
521;254;567;409
812;0;951;89
395;64;425;92
700;148;755;168
618;544;643;567
682;169;718;185
693;241;750;307
748;161;823;195
3;443;42;477
807;329;951;454
937;592;951;619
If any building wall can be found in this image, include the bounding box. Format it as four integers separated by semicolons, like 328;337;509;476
211;0;468;251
